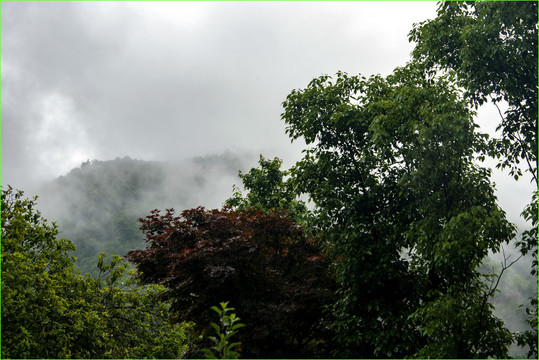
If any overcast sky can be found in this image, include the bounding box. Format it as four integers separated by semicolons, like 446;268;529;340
1;1;534;229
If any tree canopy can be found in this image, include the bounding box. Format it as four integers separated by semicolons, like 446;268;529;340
1;186;192;359
126;207;335;358
224;155;309;224
410;1;537;186
281;64;516;358
410;3;537;355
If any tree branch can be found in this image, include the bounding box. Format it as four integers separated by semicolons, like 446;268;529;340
473;247;522;351
491;97;538;186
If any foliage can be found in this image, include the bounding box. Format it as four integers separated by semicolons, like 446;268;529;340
519;190;538;270
126;207;335;358
2;186;82;358
516;296;539;359
518;191;538;357
410;3;538;356
410;0;537;186
225;155;308;225
1;186;192;359
202;302;245;359
281;65;515;358
83;253;195;359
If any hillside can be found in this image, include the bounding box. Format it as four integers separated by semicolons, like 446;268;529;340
37;152;255;274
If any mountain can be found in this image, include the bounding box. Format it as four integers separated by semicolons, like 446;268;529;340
37;152;256;274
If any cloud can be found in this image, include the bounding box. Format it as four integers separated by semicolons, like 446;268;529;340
1;1;438;192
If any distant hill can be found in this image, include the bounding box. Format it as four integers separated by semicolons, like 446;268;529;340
37;152;255;274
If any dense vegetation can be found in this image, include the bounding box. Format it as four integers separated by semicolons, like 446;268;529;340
1;186;194;358
281;64;519;358
127;207;334;358
410;2;537;356
2;2;537;358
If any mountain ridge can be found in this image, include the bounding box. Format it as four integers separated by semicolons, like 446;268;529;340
36;151;256;274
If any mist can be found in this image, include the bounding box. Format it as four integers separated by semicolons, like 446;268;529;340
1;1;435;192
35;151;259;274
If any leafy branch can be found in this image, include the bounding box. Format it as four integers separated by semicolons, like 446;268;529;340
202;302;245;359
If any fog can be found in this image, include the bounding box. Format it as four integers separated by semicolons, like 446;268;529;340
2;1;438;193
2;2;533;230
37;152;257;220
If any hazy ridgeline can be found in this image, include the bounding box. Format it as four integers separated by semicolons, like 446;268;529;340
36;151;257;275
28;151;536;358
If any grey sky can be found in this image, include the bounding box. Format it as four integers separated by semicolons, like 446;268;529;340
1;1;534;229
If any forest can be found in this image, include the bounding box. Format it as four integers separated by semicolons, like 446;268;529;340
1;2;537;359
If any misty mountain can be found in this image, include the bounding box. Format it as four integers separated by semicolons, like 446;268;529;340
37;152;256;274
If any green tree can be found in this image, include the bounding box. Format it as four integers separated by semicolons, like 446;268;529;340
409;1;537;186
409;3;537;355
225;155;308;224
1;186;192;359
281;65;515;358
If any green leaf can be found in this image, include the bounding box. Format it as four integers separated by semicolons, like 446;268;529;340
210;322;220;334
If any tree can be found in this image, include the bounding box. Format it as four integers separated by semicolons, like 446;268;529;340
126;207;335;358
224;155;309;224
1;186;192;359
281;65;515;358
409;3;538;355
410;1;537;185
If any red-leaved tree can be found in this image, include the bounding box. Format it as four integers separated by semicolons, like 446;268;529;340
126;207;335;358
